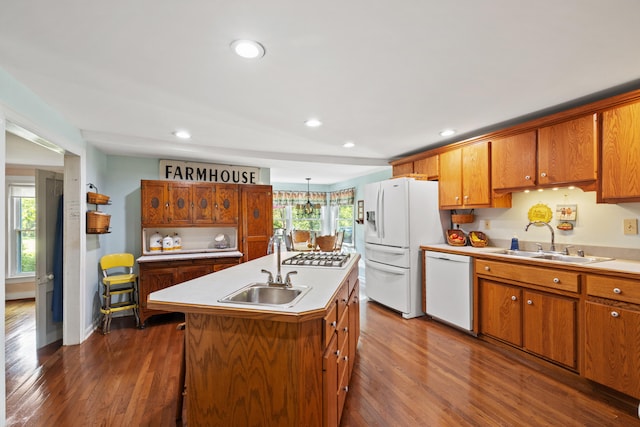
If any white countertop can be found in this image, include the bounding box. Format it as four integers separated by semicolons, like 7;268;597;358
421;243;640;276
137;250;243;263
148;251;360;315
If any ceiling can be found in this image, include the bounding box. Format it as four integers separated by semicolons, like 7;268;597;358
2;1;640;184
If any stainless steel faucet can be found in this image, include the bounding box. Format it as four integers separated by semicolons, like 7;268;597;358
262;239;296;287
525;221;555;252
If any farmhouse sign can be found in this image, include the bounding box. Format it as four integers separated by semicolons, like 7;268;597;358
160;160;259;184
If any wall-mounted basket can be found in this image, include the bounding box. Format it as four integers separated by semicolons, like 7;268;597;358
451;209;475;224
87;211;111;234
87;192;110;205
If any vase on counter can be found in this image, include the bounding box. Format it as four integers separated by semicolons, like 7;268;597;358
173;232;182;251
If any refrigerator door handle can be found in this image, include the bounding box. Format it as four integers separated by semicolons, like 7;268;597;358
379;187;385;239
365;260;406;275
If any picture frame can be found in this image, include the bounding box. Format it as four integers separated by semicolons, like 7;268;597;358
356;200;364;224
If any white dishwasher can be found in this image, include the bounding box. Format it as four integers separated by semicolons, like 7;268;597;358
425;251;473;332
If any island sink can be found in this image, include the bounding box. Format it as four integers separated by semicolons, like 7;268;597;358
218;282;312;307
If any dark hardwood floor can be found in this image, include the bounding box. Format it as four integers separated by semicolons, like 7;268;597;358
5;298;640;426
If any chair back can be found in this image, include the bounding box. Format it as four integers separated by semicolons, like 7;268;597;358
334;231;344;251
291;230;311;243
100;253;135;276
316;235;337;252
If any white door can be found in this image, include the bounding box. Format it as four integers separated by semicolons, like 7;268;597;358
378;179;409;248
363;182;380;244
35;169;64;348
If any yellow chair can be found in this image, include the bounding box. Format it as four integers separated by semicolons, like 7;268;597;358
99;253;140;334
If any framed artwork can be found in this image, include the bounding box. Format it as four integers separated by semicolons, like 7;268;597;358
356;200;364;224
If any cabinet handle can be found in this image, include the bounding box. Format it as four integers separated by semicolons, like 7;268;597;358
611;311;620;318
343;356;348;361
331;321;337;328
613;287;622;294
343;327;348;332
455;196;460;201
553;278;560;284
484;266;490;271
524;175;531;180
540;172;547;178
342;298;348;303
343;386;349;392
527;299;533;305
335;349;340;356
464;195;469;200
511;295;517;301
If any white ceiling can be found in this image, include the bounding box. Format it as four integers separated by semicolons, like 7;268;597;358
2;1;640;184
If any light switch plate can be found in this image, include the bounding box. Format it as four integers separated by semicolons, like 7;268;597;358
624;218;638;235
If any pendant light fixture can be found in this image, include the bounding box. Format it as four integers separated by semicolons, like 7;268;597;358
304;177;313;215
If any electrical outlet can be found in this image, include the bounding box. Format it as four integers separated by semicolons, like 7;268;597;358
484;220;491;230
623;218;638;235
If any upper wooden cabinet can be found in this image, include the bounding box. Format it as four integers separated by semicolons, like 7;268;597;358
491;131;538;191
239;184;273;262
392;161;414;177
141;180;239;227
413;155;439;180
600;100;640;202
537;113;598;187
439;141;493;209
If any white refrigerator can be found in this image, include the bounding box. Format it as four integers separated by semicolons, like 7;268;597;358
364;178;445;319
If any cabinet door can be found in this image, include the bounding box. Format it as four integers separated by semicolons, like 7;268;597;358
348;281;360;377
480;280;522;346
141;180;167;225
177;264;214;284
214;184;239;224
584;301;640;399
461;141;491;206
414;155;439;180
438;149;462;208
537;114;597;186
138;266;176;325
523;290;577;369
240;185;273;262
322;333;339;427
601;101;640;201
491;131;537;190
192;183;214;224
168;182;193;225
392;161;413;177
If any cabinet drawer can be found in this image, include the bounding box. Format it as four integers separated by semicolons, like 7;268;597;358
586;275;640;304
323;302;338;348
337;282;349;318
337;307;349;351
476;259;579;293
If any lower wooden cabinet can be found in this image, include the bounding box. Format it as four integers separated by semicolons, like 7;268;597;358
584;274;640;399
138;256;240;325
477;260;578;370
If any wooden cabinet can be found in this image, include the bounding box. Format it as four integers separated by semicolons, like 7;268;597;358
491;131;537;191
584;274;640;399
240;184;273;262
522;290;577;368
413;155;439;180
392;161;414;177
537;114;597;187
323;272;359;427
439;141;493;209
477;259;578;369
601;100;640;202
141;180;240;227
479;280;522;347
138;257;241;325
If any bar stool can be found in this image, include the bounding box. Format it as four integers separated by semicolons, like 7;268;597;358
99;253;140;334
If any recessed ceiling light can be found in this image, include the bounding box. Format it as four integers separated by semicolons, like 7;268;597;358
439;129;456;137
173;130;191;140
343;141;355;148
304;118;322;128
230;40;265;59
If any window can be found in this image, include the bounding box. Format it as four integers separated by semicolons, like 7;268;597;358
334;204;354;245
291;204;322;233
8;182;36;277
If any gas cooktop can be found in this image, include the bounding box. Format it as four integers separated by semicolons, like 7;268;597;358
282;252;351;268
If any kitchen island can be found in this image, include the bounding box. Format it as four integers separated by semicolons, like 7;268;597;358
147;251;360;426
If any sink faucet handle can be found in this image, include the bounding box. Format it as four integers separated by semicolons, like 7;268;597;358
563;245;574;255
535;243;543;252
577;249;585;257
261;269;274;284
285;271;298;287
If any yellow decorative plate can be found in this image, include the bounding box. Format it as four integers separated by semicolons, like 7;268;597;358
527;203;553;224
